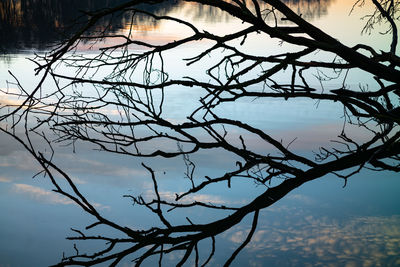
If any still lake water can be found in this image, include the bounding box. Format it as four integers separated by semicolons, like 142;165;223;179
1;0;400;266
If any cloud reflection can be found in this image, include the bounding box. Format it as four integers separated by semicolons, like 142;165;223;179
226;211;400;266
0;150;41;170
0;91;24;107
12;183;111;210
58;154;147;178
0;176;11;182
12;183;74;205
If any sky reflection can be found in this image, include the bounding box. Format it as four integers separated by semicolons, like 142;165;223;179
0;0;400;266
226;213;400;266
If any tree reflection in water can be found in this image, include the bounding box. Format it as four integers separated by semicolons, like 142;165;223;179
0;0;399;266
0;0;333;52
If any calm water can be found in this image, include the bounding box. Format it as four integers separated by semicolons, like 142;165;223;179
0;1;400;266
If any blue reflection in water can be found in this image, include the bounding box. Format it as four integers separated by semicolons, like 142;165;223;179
1;0;400;266
1;140;399;266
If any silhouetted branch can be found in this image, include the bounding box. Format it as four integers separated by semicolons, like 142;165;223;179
1;0;399;265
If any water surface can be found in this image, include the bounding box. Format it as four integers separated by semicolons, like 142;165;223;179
0;0;399;266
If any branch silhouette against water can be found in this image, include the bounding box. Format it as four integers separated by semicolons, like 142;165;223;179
1;0;399;265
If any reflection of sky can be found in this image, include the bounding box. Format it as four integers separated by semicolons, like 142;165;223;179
226;213;400;266
1;0;400;266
